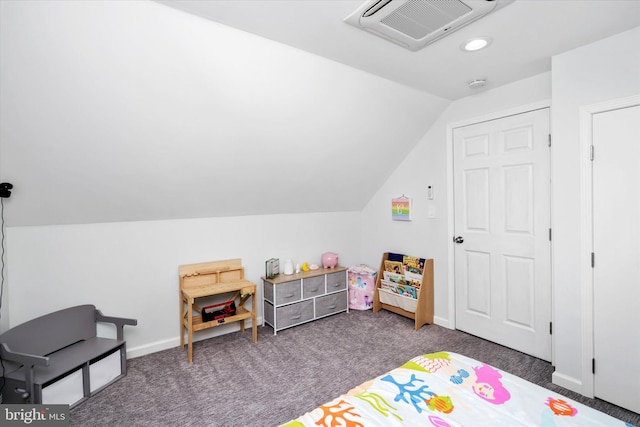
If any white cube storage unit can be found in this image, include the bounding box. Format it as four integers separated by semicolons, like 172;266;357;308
262;267;348;334
89;349;124;393
39;347;126;407
42;368;84;406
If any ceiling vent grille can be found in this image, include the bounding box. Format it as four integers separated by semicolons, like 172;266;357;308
345;0;513;51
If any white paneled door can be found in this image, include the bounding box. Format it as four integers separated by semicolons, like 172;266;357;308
592;104;640;413
453;109;551;361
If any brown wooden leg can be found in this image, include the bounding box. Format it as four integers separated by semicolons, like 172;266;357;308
187;298;194;363
252;290;257;343
179;293;184;349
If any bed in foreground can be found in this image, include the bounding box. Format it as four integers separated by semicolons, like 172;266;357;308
282;351;635;427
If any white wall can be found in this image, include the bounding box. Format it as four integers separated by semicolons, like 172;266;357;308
2;71;555;359
0;0;444;358
6;212;361;357
361;72;552;327
1;71;555;356
360;27;639;395
550;27;640;394
0;0;447;227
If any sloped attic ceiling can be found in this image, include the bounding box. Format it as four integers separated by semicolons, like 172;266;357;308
158;0;640;100
2;1;638;227
0;0;447;226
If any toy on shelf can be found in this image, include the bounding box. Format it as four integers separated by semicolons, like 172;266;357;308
201;301;236;323
321;252;339;268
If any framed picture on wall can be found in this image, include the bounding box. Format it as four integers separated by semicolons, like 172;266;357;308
391;196;412;221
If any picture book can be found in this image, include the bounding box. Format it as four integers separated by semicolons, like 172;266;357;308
403;255;425;275
384;260;404;275
380;280;418;299
383;271;408;284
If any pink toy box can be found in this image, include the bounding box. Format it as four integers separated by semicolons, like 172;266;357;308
348;264;377;310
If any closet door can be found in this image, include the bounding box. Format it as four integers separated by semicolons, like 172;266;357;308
592;104;640;413
453;108;551;361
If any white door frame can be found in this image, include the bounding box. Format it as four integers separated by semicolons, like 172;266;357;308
446;99;551;329
578;94;640;398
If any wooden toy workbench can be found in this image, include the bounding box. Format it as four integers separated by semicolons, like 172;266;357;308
179;259;257;362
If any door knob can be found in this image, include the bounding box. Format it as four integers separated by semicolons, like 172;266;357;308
453;236;464;244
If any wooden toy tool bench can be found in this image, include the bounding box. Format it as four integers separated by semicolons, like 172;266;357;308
179;259;257;362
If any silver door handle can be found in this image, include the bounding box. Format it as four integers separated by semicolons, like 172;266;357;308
453;236;464;244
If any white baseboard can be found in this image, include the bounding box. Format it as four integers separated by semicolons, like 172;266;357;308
433;315;452;329
126;317;263;359
127;337;178;359
552;371;588;396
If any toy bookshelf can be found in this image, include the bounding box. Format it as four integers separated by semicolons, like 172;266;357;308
372;252;434;330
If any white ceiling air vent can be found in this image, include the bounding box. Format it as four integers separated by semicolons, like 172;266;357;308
345;0;513;51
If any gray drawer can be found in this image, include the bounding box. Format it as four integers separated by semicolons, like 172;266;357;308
315;291;347;318
326;271;347;292
263;281;274;303
275;280;301;305
264;300;275;327
276;300;313;329
303;276;325;299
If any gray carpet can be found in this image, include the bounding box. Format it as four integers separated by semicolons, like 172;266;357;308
70;310;639;426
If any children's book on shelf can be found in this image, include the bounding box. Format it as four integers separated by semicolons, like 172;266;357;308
380;280;419;298
379;253;427;299
380;254;425;298
383;260;404;275
380;280;396;292
383;271;407;284
397;284;418;298
402;255;425;275
404;271;422;288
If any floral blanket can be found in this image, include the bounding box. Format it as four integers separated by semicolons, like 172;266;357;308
283;351;635;427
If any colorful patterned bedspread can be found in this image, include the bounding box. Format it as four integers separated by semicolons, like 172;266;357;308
283;351;635;427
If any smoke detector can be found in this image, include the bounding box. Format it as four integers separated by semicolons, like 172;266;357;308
468;78;487;89
345;0;513;51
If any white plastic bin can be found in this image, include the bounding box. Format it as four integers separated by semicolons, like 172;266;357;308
348;264;377;310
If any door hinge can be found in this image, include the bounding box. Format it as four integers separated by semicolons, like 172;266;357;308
549;322;552;335
592;358;596;374
549;228;552;241
590;145;595;161
591;252;595;268
548;134;551;147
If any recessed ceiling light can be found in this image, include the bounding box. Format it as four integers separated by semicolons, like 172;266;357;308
462;37;492;52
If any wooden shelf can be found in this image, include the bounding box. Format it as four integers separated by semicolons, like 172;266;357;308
182;280;256;299
373;252;434;330
263;266;347;284
188;307;253;331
